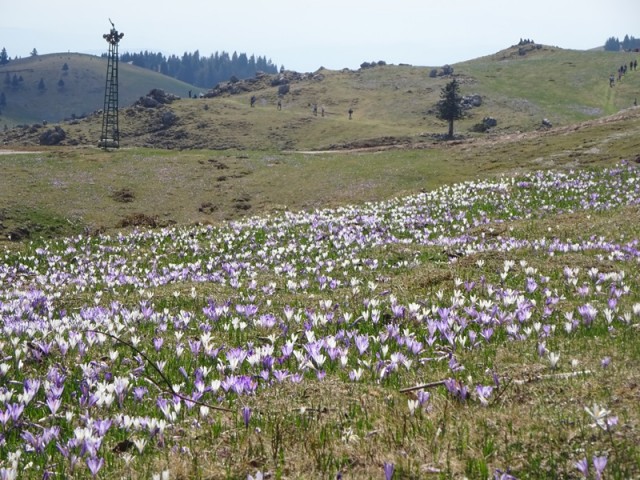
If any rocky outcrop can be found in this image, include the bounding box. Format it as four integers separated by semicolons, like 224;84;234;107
134;89;180;108
204;70;323;98
39;126;66;145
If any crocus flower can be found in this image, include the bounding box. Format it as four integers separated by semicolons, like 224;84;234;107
578;304;597;326
476;385;493;406
548;352;560;370
593;455;607;480
242;406;252;428
574;458;588;478
585;403;612;430
86;456;104;477
383;462;394;480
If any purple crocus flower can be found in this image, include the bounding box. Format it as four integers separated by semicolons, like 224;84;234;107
383;462;394;480
86;456;104;477
133;386;148;401
574;458;588;478
273;370;289;382
8;403;24;422
476;385;493;406
93;418;112;436
354;335;369;355
417;390;430;406
242;406;252;428
578;304;597;326
21;430;46;453
494;469;518;480
593;455;607;480
391;303;405;318
525;277;538;293
153;337;164;351
46;396;62;415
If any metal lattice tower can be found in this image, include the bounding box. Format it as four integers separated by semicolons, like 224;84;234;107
99;20;124;149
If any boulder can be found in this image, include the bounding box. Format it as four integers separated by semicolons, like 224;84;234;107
483;117;497;128
39;126;66;145
134;89;179;108
461;94;482;109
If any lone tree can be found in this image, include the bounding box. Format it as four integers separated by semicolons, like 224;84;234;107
436;78;464;139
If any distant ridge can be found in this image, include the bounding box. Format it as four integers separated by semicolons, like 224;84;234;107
0;53;196;127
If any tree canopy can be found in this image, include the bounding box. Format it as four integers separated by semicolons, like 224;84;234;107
117;50;278;88
604;34;640;51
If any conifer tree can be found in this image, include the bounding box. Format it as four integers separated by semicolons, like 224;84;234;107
0;48;9;65
436;78;464;139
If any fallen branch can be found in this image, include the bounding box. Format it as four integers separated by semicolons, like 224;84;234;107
511;370;593;385
399;380;447;393
400;370;593;394
84;329;232;413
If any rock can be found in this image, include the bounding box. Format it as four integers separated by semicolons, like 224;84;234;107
483;117;497;128
138;96;160;108
461;94;482;109
160;110;178;128
39;126;66;145
134;89;179;108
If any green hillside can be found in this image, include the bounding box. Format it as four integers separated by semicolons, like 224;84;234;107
2;44;638;150
459;45;639;125
0;53;196;127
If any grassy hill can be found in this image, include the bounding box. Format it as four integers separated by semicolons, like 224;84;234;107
1;105;638;244
1;43;639;242
0;53;196;127
459;45;639;124
2;44;638;150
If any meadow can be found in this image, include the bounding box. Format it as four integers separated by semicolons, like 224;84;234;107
1;44;640;479
1;156;639;479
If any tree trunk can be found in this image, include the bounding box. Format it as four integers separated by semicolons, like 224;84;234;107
448;119;454;138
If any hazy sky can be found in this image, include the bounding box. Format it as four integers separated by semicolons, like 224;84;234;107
2;0;638;72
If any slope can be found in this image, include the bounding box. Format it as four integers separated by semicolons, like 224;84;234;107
0;53;196;126
1;44;639;151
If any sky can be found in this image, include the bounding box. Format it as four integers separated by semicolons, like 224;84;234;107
1;0;638;72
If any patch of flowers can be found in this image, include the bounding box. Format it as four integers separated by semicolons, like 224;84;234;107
0;162;639;477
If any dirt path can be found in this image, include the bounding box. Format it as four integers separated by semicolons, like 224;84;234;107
0;149;42;155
